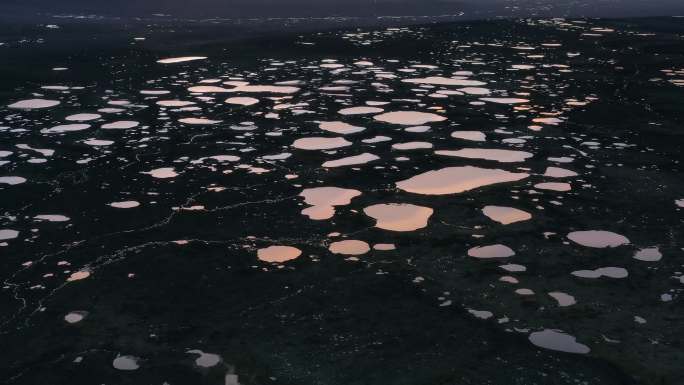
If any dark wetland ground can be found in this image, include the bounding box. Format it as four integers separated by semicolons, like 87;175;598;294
0;14;683;385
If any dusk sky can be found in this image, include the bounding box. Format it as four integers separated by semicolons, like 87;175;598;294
3;0;684;18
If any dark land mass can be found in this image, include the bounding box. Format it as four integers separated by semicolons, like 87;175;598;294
0;14;683;385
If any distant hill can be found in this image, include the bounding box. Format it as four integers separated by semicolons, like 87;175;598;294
0;0;466;18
